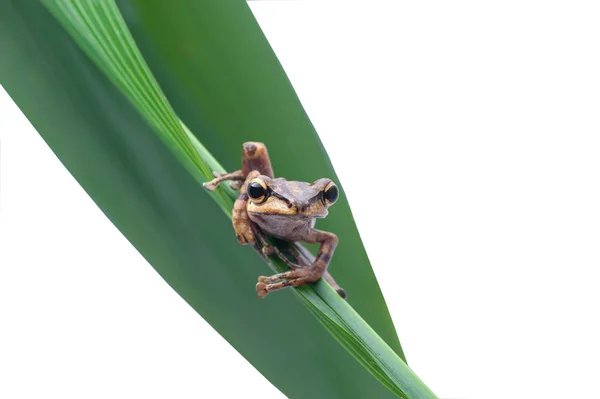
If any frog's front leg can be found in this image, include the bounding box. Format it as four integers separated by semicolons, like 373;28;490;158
204;168;260;245
232;170;261;244
203;170;245;191
256;229;338;298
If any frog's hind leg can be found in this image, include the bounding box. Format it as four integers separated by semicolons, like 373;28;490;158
292;242;346;298
256;230;339;298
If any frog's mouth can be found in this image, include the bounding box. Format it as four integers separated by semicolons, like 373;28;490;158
247;194;328;218
248;209;328;219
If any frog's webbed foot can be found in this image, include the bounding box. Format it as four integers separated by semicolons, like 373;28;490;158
256;264;346;299
256;269;319;298
203;170;245;191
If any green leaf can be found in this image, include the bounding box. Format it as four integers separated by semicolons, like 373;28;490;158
117;0;407;359
1;1;436;398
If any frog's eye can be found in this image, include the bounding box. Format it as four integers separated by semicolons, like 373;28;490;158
248;178;268;201
323;182;339;205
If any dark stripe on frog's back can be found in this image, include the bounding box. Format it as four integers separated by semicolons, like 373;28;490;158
270;191;293;208
269;180;324;209
269;179;322;202
270;191;323;212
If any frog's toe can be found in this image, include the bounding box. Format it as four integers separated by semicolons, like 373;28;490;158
236;233;252;245
256;282;269;298
261;245;274;256
243;142;258;156
202;181;216;191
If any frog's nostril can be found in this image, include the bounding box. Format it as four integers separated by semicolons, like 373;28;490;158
294;201;308;212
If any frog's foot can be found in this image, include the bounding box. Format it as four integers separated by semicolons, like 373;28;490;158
250;226;275;260
250;240;276;264
255;269;319;298
256;278;311;298
203;170;245;191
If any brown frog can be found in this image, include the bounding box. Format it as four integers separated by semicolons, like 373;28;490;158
203;142;345;298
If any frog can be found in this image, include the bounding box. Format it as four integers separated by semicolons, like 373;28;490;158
203;142;346;299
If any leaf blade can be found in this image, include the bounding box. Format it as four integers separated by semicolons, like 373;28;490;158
2;2;398;397
120;0;406;360
2;1;437;397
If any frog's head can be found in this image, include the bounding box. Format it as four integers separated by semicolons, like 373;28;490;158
246;176;339;218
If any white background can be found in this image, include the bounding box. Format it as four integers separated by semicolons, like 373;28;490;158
2;2;600;398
